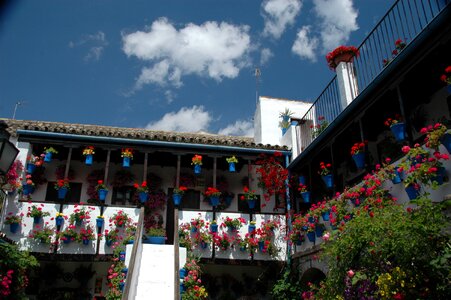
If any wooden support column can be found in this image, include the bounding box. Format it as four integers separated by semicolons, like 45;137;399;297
103;150;111;183
213;157;217;188
174;154;181;300
330;142;336;194
143;152;148;182
396;85;414;145
64;147;73;179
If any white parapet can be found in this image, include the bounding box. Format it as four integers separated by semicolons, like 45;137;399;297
335;61;359;109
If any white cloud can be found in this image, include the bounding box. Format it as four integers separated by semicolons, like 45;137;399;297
69;31;108;61
292;26;319;61
123;18;252;89
218;120;254;137
313;0;358;50
145;105;212;132
261;0;302;39
164;90;176;104
260;48;273;65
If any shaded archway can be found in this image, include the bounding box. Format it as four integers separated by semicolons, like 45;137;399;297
300;267;326;289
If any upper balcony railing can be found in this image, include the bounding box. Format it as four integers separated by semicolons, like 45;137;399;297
296;0;449;152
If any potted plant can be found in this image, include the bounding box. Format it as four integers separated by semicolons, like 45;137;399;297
172;186;188;206
43;147;58;163
77;225;96;245
204;187;221;207
350;141;366;169
311;116;329;138
59;224;78;244
440;65;451;94
298;183;310;203
210;220;218;233
190;214;205;233
279;108;294;122
421;123;449;152
83;146;95;165
96;180;108;201
54;179;70;200
144;227;166;244
239;186;258;209
26;155;42;174
121;148;134;167
213;233;232;251
226;156;238;172
28;224;54;244
110;210;130;228
384;115;405;141
305;223;316;243
21;175;35;196
279;120;291;136
5;212;23;233
69;206;92;226
194;231;212;249
326;45;359;70
221;216;245;232
27;204;50;224
191;154;203;174
103;229;120;247
53;212;66;226
133;181;149;203
96;215;105;228
248;220;257;233
319;162;333;189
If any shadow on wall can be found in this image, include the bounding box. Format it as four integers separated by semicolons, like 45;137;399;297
300;267;326;289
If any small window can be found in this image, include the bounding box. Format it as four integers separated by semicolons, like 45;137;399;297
112;186;135;206
237;194;261;213
45;182;82;203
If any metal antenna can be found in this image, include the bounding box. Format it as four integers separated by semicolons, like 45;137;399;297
255;67;261;105
12;101;25;120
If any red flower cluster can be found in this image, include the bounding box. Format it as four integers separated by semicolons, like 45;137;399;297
0;270;14;297
255;153;288;203
298;183;308;193
350;141;366;156
440;65;451;85
319;162;332;176
384;114;402;127
204;187;221;197
133;181;149;193
326;45;359;69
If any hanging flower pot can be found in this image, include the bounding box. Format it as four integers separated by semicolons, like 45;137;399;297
122;156;131;168
172;194;182;206
194;164;201;174
119;282;125;291
296;235;304;246
299;175;307;185
33;216;41;224
58;187;68;200
106;239;113;247
191;227;197;233
315;225;325;238
321;174;333;189
148;236;165;244
391;169;402;184
200;241;208;249
22;184;35;196
301;191;310;203
321;211;330;221
258;240;265;252
26;163;36;174
431;167;446;185
9;222;19;234
85;154;93;165
352;153;365;169
240;246;247;252
390;122;406;141
247;199;256;209
122;268;128;278
441;132;451;154
209;196;220;207
210;223;218;233
282;127;288;135
96;217;104;228
228;162;236;172
82;239;90;246
308;216;316;224
119;251;126;261
307;231;316;243
98;189;108;201
405;185;420;200
44;152;53;163
179;268;187;279
248;224;256;233
138;192;148;203
55;216;64;226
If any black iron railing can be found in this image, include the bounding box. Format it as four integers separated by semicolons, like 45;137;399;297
296;0;449;153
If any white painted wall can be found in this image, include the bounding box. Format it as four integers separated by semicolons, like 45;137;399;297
254;96;312;146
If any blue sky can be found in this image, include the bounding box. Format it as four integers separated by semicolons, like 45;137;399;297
0;0;393;136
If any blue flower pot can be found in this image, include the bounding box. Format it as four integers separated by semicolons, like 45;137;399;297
308;216;316;224
139;192;148;203
55;216;64;226
282;127;288;135
33;216;41;224
58;188;68;200
405;185;420;200
247;199;256;209
82;239;90;246
106;239;113;247
26;163;36;174
85;154;93;165
296;236;303;246
210;196;219;207
191;227;197;233
210;224;218;233
315;226;325;237
123;156;131;167
119;251;126;261
180;283;185;293
179;268;187;279
9;223;19;234
96;218;104;228
301;191;310;203
194;164;201;174
240;246;246;252
431;167;446;185
44;152;52;162
98;189;108;201
258;241;265;252
352;152;365;169
248;225;256;233
390;122;406;141
119;282;124;291
441;133;451;154
321;211;330;221
200;241;208;249
322;174;333;189
307;232;316;243
228;225;237;232
299;176;307;185
229;162;236;172
148;236;165;244
63;235;72;244
173;194;181;206
23;184;35;195
122;268;128;277
75;219;82;227
391;170;402;184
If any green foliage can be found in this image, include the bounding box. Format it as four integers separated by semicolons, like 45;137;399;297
0;243;39;299
271;268;304;300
